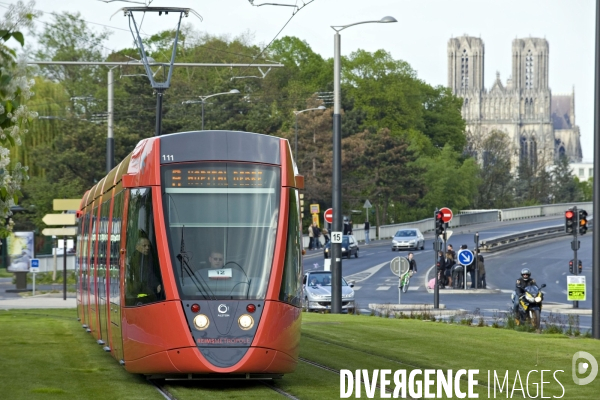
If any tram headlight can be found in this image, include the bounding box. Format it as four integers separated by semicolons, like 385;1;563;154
193;314;210;330
238;314;254;330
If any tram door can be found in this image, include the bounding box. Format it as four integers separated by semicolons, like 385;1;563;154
108;191;125;362
87;206;99;336
97;200;111;346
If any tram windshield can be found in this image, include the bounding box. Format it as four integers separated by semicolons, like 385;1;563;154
162;162;280;300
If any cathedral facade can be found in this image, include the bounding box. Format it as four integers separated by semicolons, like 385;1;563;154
447;36;582;169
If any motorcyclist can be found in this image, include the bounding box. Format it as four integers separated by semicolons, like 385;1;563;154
513;268;537;315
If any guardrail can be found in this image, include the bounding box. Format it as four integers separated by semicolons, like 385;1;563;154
479;217;593;253
479;225;565;252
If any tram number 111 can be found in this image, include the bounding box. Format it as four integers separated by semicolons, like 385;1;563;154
163;154;174;161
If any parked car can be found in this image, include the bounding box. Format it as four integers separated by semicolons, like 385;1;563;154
302;271;355;313
391;228;424;251
323;235;359;259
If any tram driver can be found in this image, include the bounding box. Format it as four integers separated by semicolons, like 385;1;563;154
127;232;164;305
208;251;225;269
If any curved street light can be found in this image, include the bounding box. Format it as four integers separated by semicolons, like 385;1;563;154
293;105;326;160
182;89;241;130
329;16;397;314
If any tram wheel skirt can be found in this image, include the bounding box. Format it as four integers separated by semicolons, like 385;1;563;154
124;346;297;375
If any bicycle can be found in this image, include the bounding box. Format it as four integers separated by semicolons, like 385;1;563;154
399;270;414;293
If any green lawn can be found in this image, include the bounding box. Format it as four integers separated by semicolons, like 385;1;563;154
1;309;598;399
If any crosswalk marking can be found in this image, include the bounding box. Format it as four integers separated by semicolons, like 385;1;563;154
376;286;391;291
352;286;362;291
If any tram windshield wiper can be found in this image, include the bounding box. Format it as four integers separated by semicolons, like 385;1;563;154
177;226;215;300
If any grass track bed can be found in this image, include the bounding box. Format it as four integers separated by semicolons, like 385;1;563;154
1;309;599;399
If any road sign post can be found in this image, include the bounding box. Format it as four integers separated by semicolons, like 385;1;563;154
390;256;409;305
434;209;439;309
363;199;372;223
474;232;480;288
457;249;474;290
30;259;39;296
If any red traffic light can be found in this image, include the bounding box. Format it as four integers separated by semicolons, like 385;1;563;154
436;212;443;220
565;210;574;219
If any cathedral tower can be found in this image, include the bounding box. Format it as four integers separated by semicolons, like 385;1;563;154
448;36;485;93
512;38;549;90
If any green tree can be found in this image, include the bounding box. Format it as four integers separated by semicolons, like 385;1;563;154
341;128;424;227
34;11;111;102
514;157;552;205
416;145;479;217
551;155;581;203
473;131;515;209
0;1;37;235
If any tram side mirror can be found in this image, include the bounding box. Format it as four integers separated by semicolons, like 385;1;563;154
540;284;546;289
350;281;355;288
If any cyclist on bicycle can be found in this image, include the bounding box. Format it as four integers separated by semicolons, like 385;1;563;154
407;252;417;274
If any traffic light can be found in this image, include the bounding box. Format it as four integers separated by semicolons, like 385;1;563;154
299;193;304;219
435;211;445;236
565;209;575;235
569;259;583;274
578;209;588;235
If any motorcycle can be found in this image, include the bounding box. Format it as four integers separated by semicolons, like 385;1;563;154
512;283;546;329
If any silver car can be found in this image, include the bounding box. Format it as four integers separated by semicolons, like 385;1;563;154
302;271;355;313
391;228;424;251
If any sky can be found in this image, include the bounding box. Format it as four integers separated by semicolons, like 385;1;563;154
5;0;598;160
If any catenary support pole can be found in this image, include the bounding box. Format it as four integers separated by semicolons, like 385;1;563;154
593;0;600;339
107;68;114;173
331;31;342;314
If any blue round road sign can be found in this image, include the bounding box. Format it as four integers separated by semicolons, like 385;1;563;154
457;249;474;265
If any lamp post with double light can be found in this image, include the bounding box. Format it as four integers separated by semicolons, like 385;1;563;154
330;16;397;314
293;106;326;161
183;89;241;130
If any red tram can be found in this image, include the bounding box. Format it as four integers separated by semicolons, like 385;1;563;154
76;130;304;378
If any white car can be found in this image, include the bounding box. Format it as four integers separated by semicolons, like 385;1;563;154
391;228;424;251
302;271;355;313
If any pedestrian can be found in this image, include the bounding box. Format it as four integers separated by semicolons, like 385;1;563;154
322;228;330;245
476;249;486;288
343;218;350;235
348;220;353;235
308;223;314;250
436;250;446;288
364;221;370;244
445;252;455;288
313;224;322;249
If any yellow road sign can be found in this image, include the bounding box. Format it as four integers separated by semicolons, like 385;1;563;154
43;214;76;226
42;227;77;236
567;276;586;301
53;199;81;211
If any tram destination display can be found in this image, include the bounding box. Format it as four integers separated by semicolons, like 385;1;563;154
164;163;277;188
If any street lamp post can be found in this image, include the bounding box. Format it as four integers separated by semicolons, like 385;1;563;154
183;89;241;130
293;106;326;160
330;16;396;314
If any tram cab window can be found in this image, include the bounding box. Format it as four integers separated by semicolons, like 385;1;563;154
163;163;280;300
124;188;165;306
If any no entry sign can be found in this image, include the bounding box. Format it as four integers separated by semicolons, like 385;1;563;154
439;207;453;223
324;208;333;224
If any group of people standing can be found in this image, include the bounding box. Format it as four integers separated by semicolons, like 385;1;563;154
436;244;486;289
307;223;329;250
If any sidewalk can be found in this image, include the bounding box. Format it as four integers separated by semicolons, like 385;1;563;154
0;292;76;310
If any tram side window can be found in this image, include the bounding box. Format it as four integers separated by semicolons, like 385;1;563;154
125;187;165;306
279;189;302;307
